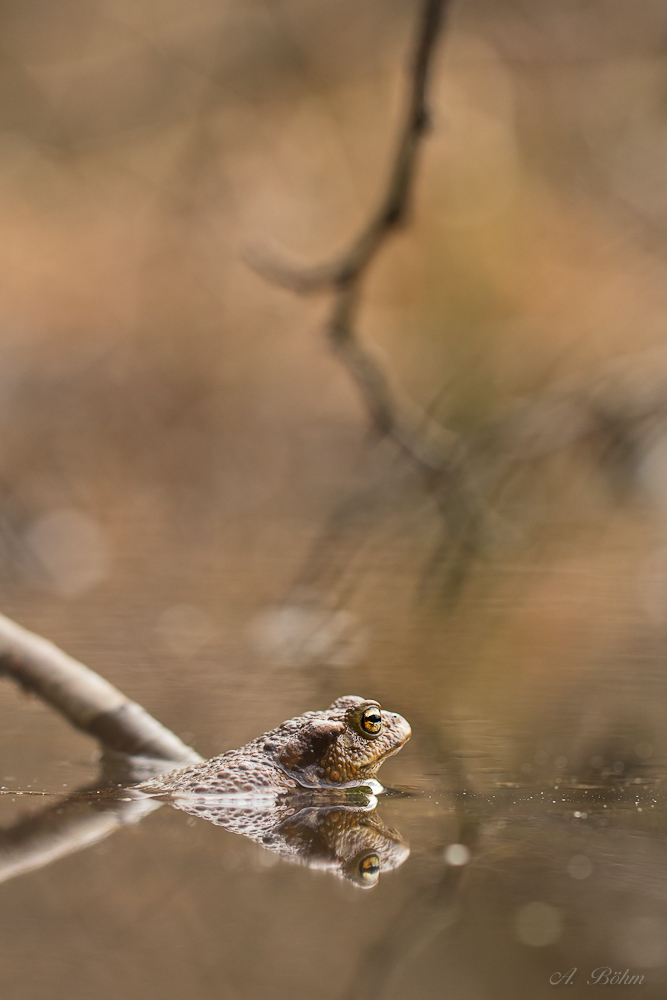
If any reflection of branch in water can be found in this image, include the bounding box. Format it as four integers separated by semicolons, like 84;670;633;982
0;791;159;887
0;612;201;763
0;761;169;882
0;611;410;889
0;776;410;890
0;608;203;887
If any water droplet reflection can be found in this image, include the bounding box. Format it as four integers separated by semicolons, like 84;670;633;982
514;902;563;947
24;508;109;597
443;843;471;866
567;854;592;879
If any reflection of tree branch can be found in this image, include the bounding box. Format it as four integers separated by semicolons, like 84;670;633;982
0;613;201;763
257;0;456;475
0;780;162;887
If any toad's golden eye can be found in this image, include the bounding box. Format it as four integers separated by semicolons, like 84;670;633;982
360;706;382;736
359;853;380;881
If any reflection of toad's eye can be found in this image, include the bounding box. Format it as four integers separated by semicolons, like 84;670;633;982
359;854;380;881
360;707;382;736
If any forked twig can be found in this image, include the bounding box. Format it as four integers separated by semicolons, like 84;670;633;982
256;0;456;475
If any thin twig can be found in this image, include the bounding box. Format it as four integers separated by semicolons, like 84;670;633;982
0;613;201;763
256;0;456;475
259;0;451;292
259;0;667;596
328;285;458;471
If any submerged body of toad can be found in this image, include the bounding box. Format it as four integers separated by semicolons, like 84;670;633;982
137;695;411;797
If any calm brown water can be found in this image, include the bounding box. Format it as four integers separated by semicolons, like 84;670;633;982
3;507;667;1000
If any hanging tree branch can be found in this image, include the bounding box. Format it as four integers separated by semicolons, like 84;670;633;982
255;0;667;603
262;0;451;292
256;0;457;475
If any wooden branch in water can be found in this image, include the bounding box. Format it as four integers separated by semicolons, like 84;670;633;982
0;613;201;764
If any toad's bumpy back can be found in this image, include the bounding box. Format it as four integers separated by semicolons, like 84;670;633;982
134;695;411;796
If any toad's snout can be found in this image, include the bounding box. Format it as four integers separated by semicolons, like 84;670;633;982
387;711;411;746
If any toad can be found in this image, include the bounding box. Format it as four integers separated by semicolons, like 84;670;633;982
135;695;411;797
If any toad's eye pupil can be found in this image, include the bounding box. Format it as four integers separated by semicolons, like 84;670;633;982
360;708;382;735
359;854;380;880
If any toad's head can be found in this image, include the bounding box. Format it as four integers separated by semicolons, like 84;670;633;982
277;695;411;788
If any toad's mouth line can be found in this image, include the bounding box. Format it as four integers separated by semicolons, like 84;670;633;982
377;741;409;762
358;734;412;772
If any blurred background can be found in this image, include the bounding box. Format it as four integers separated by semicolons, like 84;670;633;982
3;0;667;997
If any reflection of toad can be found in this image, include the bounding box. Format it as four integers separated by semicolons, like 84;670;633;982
136;696;411;796
270;800;410;888
157;786;409;887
